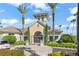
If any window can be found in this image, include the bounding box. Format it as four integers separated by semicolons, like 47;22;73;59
9;33;14;35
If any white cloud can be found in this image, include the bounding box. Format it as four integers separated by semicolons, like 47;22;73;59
25;18;35;24
0;9;5;13
60;3;65;4
49;15;52;19
10;3;23;7
67;15;77;22
1;19;19;25
70;23;77;27
69;6;77;14
33;9;41;13
55;24;66;28
30;3;49;10
61;25;66;28
55;25;58;28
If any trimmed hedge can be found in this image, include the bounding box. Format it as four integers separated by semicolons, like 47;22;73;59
48;50;76;56
53;51;68;56
53;51;61;56
3;35;16;44
14;41;26;45
48;42;77;48
48;51;67;56
0;49;24;56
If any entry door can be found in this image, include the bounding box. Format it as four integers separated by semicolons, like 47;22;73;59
34;36;40;43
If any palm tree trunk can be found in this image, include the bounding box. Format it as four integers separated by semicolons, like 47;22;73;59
73;22;74;34
52;13;55;41
77;3;79;56
22;16;24;41
67;28;68;34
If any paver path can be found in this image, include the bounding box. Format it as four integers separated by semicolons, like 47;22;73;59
25;45;52;56
10;45;76;56
11;45;52;56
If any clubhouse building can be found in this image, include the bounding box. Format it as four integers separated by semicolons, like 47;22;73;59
0;13;62;45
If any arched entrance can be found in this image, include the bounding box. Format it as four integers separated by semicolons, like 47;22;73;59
34;31;43;45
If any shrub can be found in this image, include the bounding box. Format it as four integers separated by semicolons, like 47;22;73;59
53;51;61;56
70;35;77;43
60;34;74;43
49;50;76;56
48;42;77;48
52;51;67;56
0;49;24;56
3;35;17;44
14;41;26;45
48;41;58;47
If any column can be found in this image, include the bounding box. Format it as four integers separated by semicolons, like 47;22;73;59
43;35;44;45
40;35;44;46
31;35;34;45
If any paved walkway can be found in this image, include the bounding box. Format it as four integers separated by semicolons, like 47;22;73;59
10;45;52;56
10;45;77;56
24;45;52;56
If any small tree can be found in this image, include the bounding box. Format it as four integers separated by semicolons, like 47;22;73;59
60;34;74;43
27;27;30;44
44;24;49;45
70;35;77;43
3;35;17;44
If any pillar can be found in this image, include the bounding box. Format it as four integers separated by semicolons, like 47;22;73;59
31;35;34;45
40;35;44;46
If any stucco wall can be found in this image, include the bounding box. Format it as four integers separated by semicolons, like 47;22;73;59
14;34;21;41
30;22;44;36
29;22;44;44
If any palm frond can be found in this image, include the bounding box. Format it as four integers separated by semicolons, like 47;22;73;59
74;12;78;16
48;3;57;13
17;5;26;16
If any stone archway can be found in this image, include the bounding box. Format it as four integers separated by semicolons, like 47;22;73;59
34;31;43;44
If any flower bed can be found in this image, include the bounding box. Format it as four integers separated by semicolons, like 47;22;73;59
0;49;24;56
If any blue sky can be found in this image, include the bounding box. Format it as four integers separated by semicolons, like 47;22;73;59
0;3;77;35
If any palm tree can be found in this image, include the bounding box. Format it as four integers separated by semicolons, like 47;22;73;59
59;25;62;31
17;6;26;41
77;3;79;56
0;22;2;29
66;27;69;34
48;3;57;41
0;22;1;24
70;19;76;34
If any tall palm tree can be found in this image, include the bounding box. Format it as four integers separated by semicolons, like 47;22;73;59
59;25;62;31
77;3;79;56
66;27;69;34
71;19;76;34
0;22;1;24
48;3;57;41
17;6;26;41
0;22;2;29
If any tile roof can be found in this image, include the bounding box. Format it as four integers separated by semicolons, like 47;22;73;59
0;26;21;34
